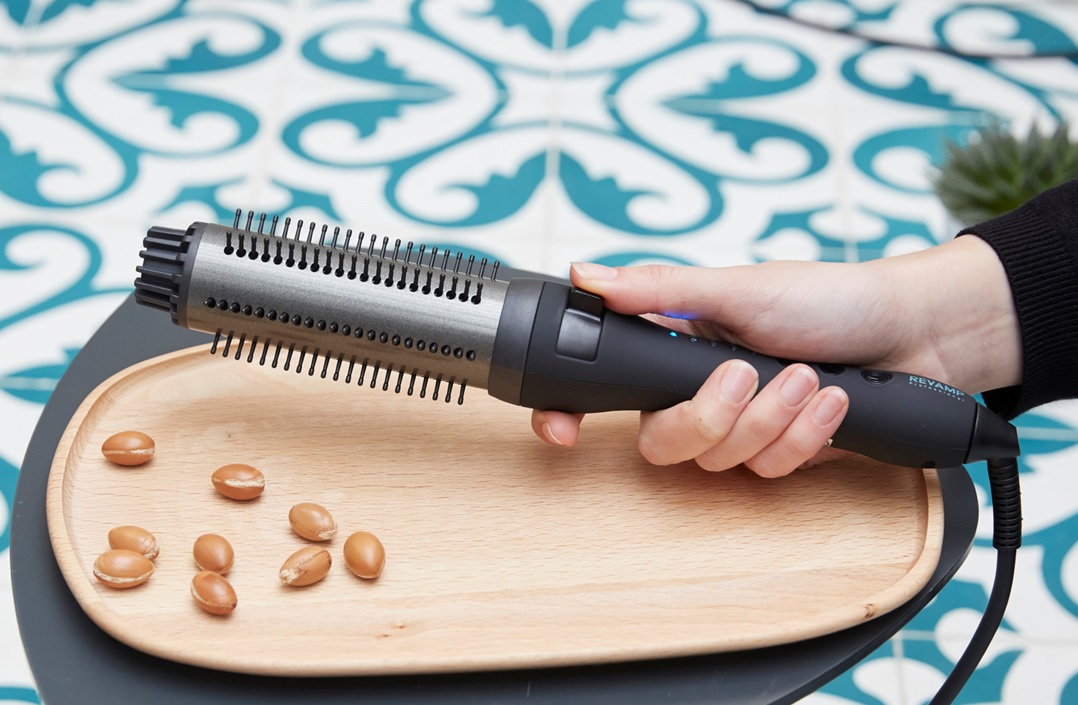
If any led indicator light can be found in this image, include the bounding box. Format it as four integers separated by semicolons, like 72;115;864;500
669;331;678;337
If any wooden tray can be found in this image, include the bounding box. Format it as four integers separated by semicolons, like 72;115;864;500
47;346;942;676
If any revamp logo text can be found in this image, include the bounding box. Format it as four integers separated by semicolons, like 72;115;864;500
907;375;965;400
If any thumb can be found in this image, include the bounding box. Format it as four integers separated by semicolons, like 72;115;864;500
570;262;733;319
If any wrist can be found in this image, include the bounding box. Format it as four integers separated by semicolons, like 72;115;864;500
884;237;1021;394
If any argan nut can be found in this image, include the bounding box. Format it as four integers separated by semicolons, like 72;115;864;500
107;525;159;560
191;571;237;616
193;533;234;574
101;431;155;466
288;502;337;541
211;463;265;501
279;545;332;587
343;531;385;579
93;549;154;589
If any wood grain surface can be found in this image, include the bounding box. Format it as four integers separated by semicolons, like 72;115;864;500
46;346;943;676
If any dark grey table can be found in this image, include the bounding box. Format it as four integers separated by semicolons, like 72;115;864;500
12;295;978;705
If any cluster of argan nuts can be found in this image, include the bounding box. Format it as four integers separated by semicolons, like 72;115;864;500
93;433;159;589
96;431;387;616
281;502;387;586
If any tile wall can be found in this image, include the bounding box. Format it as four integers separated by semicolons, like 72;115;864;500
2;1;1077;703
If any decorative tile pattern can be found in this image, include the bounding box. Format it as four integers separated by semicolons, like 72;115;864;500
2;1;1078;702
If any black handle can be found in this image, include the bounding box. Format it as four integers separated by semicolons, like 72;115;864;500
490;280;1019;469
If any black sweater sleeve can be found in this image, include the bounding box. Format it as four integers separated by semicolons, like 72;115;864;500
959;179;1078;419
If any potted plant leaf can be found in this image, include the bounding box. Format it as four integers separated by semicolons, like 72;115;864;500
932;120;1078;227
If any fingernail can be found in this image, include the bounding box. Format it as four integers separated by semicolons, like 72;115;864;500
721;362;757;404
813;390;847;425
780;367;816;407
542;422;565;446
571;262;617;281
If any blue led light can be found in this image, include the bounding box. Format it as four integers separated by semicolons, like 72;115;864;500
669;331;678;337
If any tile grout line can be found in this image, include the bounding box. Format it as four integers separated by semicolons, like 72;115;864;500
542;18;567;273
1;0;47;98
247;0;307;209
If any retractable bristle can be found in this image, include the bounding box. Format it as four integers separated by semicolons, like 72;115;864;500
203;209;490;406
208;329;470;403
222;210;499;304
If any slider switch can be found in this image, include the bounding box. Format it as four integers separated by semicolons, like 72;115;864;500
555;288;605;361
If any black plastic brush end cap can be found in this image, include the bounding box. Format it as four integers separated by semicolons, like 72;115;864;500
133;225;193;325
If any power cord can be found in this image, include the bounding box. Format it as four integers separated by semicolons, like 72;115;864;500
930;457;1022;704
729;0;1078;60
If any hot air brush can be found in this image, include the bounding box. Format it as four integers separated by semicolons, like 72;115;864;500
134;210;1018;469
134;210;1021;705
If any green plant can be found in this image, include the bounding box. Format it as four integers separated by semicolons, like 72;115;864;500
932;120;1078;226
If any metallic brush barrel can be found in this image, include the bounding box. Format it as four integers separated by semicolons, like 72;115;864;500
135;218;509;402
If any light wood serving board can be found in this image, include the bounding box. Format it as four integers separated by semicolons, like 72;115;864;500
47;345;943;676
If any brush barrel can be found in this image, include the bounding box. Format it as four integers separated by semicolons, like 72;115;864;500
136;221;509;401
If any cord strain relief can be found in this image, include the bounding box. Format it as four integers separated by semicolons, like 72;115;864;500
987;457;1022;550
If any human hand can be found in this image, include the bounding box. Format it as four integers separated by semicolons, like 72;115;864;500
532;236;1020;477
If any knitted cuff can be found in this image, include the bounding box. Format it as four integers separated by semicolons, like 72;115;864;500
958;180;1078;419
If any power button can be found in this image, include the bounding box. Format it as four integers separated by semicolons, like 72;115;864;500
861;370;892;385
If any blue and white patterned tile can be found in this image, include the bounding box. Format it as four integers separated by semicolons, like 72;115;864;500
546;1;849;268
899;636;1078;705
3;1;1078;704
258;1;558;271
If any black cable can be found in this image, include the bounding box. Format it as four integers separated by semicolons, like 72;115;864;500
730;0;1078;60
930;457;1022;704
